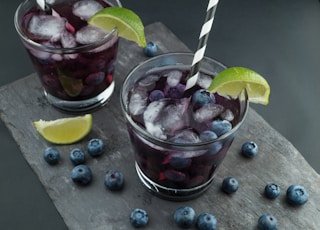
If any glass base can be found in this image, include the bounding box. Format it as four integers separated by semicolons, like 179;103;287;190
135;162;214;201
44;81;115;113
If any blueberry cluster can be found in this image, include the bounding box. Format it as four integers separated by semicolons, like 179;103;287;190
173;206;217;230
42;130;310;228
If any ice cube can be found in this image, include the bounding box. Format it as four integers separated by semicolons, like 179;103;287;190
193;104;224;123
220;109;235;122
28;15;66;41
73;0;103;21
165;70;183;87
170;129;200;144
159;98;189;135
197;73;213;89
28;46;51;60
129;87;148;116
61;31;76;48
143;100;167;139
60;31;78;59
75;25;108;44
138;74;160;90
143;100;166;124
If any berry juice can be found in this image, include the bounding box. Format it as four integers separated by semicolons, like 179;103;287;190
15;0;120;111
121;53;248;200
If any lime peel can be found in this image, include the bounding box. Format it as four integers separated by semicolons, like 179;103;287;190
208;67;270;105
88;7;146;47
33;114;92;144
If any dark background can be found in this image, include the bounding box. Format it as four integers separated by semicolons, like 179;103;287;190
1;0;319;229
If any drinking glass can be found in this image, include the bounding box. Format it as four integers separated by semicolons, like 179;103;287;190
14;0;121;112
121;53;249;200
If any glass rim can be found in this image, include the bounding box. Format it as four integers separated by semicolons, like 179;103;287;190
120;52;249;150
14;0;121;54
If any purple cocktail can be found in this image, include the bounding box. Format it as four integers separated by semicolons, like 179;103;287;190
15;0;121;112
121;53;248;200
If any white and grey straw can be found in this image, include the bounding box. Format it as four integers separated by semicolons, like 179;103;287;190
37;0;54;14
185;0;220;91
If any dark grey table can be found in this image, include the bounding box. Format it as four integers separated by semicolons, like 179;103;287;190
2;1;320;229
1;22;319;230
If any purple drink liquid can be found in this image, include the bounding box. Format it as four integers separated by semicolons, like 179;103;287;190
19;0;119;101
125;65;246;198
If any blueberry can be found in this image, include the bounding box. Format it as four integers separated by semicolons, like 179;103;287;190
69;148;86;165
130;208;149;228
143;41;158;57
164;83;185;99
286;184;309;205
85;72;105;85
43;147;60;165
258;214;278;230
169;155;192;169
104;169;124;191
71;164;92;185
87;138;104;157
192;89;215;109
173;206;196;228
164;169;186;182
221;177;239;194
149;89;164;102
196;212;218;230
199;130;218;142
241;141;259;158
264;183;281;199
210;120;232;137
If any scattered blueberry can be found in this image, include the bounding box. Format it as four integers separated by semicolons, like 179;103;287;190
104;169;124;191
149;89;165;102
210;120;232;137
221;177;239;194
130;208;149;228
173;206;196;228
143;41;158;57
264;183;281;199
199;130;218;142
87;138;104;157
192;89;215;109
196;212;218;230
71;164;92;185
43;147;60;165
286;184;309;205
69;148;86;165
258;214;278;230
241;141;259;158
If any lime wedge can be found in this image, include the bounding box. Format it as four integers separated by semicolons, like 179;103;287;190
58;73;83;97
88;7;146;47
34;114;92;144
207;67;270;105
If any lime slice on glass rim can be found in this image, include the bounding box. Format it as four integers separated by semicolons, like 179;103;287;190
208;67;270;105
88;7;146;47
33;114;92;144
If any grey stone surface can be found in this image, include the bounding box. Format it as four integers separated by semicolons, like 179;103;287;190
1;23;319;230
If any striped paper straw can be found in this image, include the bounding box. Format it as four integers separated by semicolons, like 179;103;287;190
185;0;219;91
36;0;51;13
